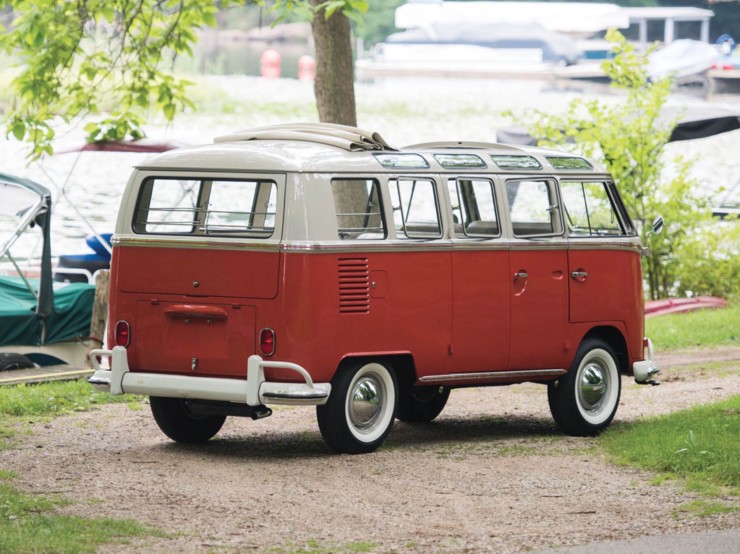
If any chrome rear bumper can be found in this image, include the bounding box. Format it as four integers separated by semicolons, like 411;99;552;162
88;346;331;406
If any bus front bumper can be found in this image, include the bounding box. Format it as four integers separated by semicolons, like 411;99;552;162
633;338;660;384
88;346;331;406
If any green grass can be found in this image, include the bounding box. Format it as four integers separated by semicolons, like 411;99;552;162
646;303;740;350
0;379;142;446
0;383;161;551
600;395;740;495
0;379;139;418
270;540;378;553
0;478;162;553
673;500;738;518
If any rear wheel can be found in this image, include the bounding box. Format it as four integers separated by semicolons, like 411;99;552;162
150;396;226;443
396;385;450;423
317;361;397;454
548;338;621;436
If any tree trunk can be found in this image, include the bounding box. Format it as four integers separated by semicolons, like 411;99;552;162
309;0;357;127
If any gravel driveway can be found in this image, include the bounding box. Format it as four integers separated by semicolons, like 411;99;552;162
2;348;739;553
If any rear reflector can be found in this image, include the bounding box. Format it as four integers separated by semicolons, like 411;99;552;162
259;328;275;356
115;320;131;347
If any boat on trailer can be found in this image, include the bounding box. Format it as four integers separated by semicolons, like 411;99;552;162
1;139;185;382
0;173;97;376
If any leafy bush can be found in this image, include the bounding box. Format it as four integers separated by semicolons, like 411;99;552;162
512;30;740;299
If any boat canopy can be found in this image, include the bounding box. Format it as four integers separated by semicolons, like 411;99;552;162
497;106;740;145
53;138;185;156
0;277;95;347
0;173;54;321
1;173;96;347
395;1;629;37
386;22;582;64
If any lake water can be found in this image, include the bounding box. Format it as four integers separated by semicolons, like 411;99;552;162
1;75;739;265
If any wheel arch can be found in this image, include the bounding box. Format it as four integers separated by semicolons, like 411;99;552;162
580;326;629;374
336;353;416;385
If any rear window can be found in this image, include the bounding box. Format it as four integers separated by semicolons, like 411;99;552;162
133;177;277;237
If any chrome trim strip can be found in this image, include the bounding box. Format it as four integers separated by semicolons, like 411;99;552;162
114;236;281;252
114;236;642;254
419;368;567;384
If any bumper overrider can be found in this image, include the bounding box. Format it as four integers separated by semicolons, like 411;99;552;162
632;338;661;385
88;346;331;406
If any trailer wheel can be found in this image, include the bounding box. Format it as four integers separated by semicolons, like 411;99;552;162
0;353;35;372
317;361;397;454
150;396;226;443
396;385;450;423
548;338;621;436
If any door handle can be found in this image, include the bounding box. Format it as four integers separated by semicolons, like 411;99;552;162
571;270;588;281
514;271;529;281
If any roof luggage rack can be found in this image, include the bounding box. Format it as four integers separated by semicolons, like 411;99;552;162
215;122;397;152
403;141;522;151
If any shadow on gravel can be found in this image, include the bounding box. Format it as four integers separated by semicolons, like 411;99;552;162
390;413;560;448
151;413;562;461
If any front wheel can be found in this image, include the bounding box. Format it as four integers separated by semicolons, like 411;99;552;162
150;396;226;443
317;361;397;454
548;339;621;436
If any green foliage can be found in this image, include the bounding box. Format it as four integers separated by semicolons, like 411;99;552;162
0;0;225;159
0;478;161;553
600;395;740;495
267;0;368;25
2;0;368;157
672;217;740;298
513;29;737;299
646;302;740;350
0;379;138;418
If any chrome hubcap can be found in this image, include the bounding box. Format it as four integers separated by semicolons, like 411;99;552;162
349;376;384;431
579;362;608;412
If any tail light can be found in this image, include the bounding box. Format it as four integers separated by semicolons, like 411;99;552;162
259;328;275;356
115;320;131;347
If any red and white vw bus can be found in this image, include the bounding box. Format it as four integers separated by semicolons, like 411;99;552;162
90;123;660;454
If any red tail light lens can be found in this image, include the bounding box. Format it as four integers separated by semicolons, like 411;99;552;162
259;328;275;356
115;320;130;347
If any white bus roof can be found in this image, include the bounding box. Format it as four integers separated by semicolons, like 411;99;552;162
136;124;606;175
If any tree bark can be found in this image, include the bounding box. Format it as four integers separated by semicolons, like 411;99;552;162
309;0;357;127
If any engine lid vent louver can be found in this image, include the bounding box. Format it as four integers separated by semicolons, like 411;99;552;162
338;258;370;314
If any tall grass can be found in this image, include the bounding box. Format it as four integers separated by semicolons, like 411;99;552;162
646;303;740;350
600;395;740;495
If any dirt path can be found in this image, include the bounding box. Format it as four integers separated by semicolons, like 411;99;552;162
2;348;739;553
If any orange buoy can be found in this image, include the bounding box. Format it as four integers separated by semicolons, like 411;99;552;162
260;49;281;78
298;55;316;81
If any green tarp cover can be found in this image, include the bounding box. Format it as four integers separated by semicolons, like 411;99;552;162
0;276;95;346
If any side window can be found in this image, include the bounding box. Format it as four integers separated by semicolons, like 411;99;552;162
506;179;560;237
389;178;442;239
134;178;276;237
331;179;386;239
447;178;499;237
561;181;627;237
